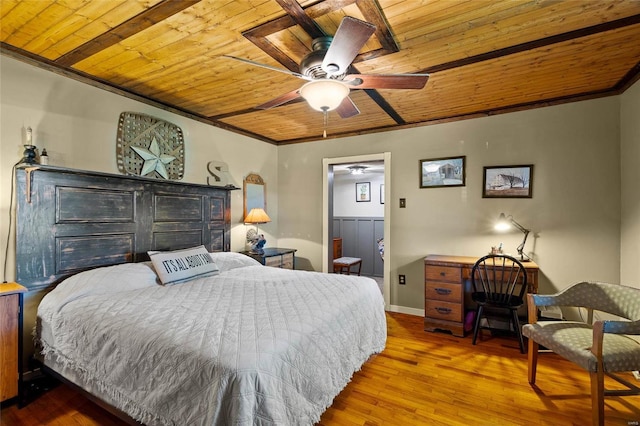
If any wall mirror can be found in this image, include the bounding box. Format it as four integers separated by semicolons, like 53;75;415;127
243;173;266;220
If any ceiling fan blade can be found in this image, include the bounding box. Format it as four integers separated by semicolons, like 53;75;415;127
255;88;302;110
344;73;430;90
224;55;310;81
322;17;376;76
335;96;360;119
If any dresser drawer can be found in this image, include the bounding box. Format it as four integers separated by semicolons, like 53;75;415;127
425;265;461;283
280;253;294;269
264;256;282;267
425;282;462;302
425;300;463;322
263;252;295;269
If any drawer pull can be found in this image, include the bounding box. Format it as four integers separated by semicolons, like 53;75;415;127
435;307;452;314
440;272;446;276
435;287;451;295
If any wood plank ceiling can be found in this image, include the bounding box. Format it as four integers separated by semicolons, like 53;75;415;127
2;0;640;145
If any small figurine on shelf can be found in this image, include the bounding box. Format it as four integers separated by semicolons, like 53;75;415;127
39;148;49;165
251;234;267;254
246;229;267;254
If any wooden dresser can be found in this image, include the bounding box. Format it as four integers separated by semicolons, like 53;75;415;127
0;282;27;404
240;248;297;269
424;255;539;337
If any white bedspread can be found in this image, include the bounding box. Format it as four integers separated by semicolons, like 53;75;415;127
37;253;386;425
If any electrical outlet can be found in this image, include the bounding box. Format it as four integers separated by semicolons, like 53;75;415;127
399;274;406;285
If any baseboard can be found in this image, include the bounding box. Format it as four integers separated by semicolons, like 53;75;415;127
386;305;424;317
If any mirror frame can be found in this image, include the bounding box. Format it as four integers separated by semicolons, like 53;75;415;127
243;173;266;220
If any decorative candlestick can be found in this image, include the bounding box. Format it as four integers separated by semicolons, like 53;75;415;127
21;144;37;164
21;126;37;164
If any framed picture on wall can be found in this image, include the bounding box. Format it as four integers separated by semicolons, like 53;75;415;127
380;184;385;204
482;164;533;198
356;182;371;202
419;156;466;188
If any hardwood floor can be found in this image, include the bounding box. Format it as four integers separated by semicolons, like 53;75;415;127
2;312;639;425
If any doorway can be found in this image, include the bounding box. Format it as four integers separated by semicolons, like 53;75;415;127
322;153;390;308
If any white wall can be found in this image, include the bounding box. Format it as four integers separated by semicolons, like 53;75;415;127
620;80;640;288
278;97;623;310
334;172;385;217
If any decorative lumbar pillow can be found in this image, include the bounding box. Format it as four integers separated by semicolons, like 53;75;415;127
148;245;219;285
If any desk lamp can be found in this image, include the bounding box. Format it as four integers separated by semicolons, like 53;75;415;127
495;213;530;262
244;208;271;254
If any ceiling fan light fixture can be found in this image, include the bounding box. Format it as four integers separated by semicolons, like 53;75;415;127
299;79;349;112
348;165;367;175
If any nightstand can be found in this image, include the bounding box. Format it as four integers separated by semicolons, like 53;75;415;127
240;248;297;269
0;282;27;404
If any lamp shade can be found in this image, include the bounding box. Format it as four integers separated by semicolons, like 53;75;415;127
494;212;531;261
299;79;350;112
244;208;271;224
494;212;511;231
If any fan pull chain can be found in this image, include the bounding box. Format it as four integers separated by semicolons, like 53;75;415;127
323;110;328;138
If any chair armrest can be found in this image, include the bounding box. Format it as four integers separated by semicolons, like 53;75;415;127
527;293;566;324
599;319;640;335
591;319;640;360
529;293;563;307
527;293;538;324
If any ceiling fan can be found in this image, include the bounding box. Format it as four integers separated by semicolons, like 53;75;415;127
226;16;429;119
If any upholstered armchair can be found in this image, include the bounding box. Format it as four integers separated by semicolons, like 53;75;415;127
522;281;640;426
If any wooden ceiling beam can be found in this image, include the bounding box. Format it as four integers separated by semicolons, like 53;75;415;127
363;89;405;124
424;14;640;74
303;0;357;17
54;0;201;67
275;0;325;39
615;59;640;92
356;0;398;53
241;15;300;73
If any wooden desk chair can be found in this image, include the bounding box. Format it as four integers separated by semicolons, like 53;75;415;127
332;238;362;276
523;282;640;426
471;254;528;353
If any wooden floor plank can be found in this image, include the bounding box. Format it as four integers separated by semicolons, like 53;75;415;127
2;312;639;425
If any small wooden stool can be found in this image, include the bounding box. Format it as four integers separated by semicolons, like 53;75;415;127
333;257;362;275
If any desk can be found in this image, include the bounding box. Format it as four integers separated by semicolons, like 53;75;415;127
240;248;296;269
424;255;539;337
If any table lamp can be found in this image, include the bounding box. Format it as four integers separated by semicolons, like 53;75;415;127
244;208;271;254
495;212;530;261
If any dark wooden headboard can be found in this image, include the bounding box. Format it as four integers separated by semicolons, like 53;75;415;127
16;166;236;291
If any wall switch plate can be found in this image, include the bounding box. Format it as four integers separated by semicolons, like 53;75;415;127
399;274;406;285
399;198;406;208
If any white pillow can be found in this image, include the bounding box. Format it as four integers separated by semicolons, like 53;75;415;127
148;245;219;285
209;251;262;272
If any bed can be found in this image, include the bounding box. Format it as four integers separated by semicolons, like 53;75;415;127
17;166;386;425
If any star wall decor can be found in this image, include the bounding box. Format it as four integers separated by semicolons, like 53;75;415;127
130;136;176;179
116;112;184;180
